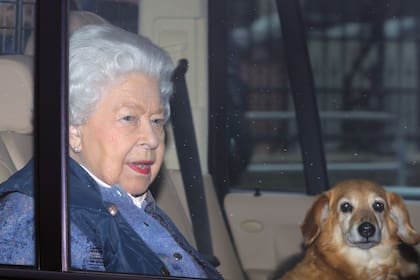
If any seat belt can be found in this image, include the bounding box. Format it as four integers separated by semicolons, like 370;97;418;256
170;59;220;267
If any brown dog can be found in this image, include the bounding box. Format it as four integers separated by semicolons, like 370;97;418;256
280;179;420;280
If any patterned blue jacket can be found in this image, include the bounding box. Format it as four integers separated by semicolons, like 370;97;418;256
0;158;223;279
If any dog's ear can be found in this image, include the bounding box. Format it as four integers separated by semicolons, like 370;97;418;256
387;192;420;245
301;193;329;246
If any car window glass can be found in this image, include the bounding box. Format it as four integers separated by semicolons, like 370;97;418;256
301;0;420;196
0;0;36;266
220;0;420;197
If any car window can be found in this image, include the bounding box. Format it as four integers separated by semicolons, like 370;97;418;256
213;0;420;197
300;0;420;196
0;1;209;279
0;0;34;54
0;0;35;267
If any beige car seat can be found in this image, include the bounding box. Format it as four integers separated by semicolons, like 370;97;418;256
0;55;33;183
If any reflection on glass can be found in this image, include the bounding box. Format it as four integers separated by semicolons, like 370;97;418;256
223;0;420;192
0;0;36;265
0;0;35;54
301;0;420;189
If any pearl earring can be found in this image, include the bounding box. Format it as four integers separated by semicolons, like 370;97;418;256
72;146;81;153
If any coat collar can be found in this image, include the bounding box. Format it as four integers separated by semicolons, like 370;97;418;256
0;159;33;197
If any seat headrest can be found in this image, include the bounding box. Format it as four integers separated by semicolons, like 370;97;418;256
0;55;33;134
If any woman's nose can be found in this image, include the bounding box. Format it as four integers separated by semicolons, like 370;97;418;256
137;121;160;149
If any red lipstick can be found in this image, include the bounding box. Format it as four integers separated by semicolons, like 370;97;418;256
128;161;153;175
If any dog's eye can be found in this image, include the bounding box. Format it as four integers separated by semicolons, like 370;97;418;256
340;202;353;213
372;201;385;212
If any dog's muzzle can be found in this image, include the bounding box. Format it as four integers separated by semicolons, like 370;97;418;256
347;221;381;249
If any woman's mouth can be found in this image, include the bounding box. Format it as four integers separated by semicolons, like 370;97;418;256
128;161;153;175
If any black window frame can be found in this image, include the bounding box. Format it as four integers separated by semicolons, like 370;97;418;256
35;0;68;271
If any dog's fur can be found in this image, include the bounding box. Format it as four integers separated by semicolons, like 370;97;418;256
279;179;420;280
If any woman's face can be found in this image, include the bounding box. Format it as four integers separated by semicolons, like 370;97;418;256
69;73;165;196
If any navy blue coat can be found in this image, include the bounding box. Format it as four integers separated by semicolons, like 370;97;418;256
0;158;223;279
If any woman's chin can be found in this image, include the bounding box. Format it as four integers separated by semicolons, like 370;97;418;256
120;181;149;196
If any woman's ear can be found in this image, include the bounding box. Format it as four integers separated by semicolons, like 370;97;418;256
301;193;330;246
69;125;82;153
387;192;420;245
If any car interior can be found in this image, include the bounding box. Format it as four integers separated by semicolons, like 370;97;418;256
0;1;420;280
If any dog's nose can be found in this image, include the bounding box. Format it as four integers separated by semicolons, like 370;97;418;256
358;222;376;238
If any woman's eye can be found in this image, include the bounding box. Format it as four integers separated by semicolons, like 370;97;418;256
151;118;164;126
121;115;137;122
340;202;353;213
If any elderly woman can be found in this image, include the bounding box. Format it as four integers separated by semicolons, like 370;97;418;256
0;24;223;279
